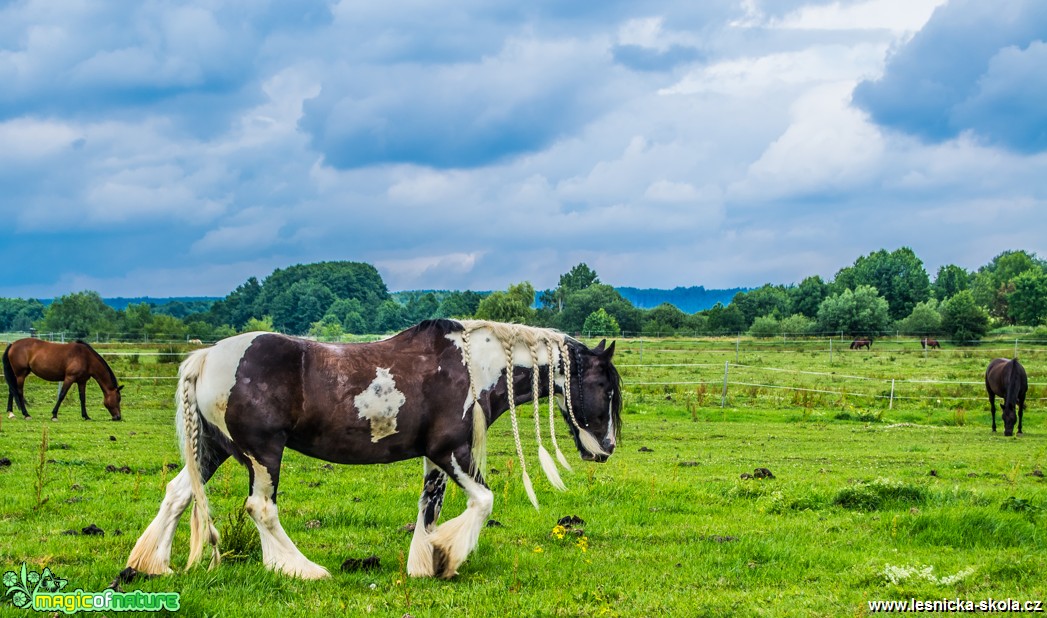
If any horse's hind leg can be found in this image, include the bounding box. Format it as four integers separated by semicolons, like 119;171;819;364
77;382;90;420
50;378;74;421
407;458;447;577
242;449;329;579
425;448;493;579
11;376;30;419
127;444;230;575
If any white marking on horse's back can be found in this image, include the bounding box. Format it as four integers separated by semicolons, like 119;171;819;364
192;331;267;439
354;367;407;442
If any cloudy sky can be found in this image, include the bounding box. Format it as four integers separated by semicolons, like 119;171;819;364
1;0;1045;299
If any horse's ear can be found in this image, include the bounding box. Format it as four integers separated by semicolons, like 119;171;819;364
593;339;607;353
604;341;615;358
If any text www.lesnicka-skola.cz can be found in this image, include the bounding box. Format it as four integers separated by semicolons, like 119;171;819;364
868;598;1044;613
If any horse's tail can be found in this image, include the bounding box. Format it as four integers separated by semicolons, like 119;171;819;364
2;344;25;410
176;349;221;571
1006;358;1024;408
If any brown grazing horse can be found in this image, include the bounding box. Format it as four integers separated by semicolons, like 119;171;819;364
985;358;1027;436
3;338;123;421
125;319;621;581
921;337;941;349
850;337;872;350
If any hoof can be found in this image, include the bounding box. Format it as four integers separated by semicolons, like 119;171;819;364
51;417;59;422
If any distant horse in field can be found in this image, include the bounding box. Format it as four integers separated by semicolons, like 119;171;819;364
985;358;1027;436
921;337;941;349
3;338;123;421
850;337;872;350
125;319;622;581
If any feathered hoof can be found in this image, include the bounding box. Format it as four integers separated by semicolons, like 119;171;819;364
432;546;458;579
268;559;330;580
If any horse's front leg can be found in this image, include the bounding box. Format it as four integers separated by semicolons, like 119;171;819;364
1017;397;1025;435
988;391;997;432
50;379;75;421
407;458;447;577
242;449;329;579
77;382;91;420
424;448;493;579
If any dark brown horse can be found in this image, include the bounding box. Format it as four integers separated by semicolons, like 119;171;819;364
3;338;123;421
921;337;941;349
985;358;1027;436
850;337;872;350
126;319;621;581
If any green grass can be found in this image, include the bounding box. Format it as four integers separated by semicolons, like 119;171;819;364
0;339;1044;617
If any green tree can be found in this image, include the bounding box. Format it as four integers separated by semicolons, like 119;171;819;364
145;314;188;341
270;281;337;334
374;300;410;332
476;282;536;324
326;298;369;334
122;303;153;340
894;299;942;335
0;298;46;331
832;248;930;321
582;308;621;337
558;284;641;335
931;264;970;300
970;250;1046;323
748;315;780;338
939;290;989;345
703;302;746;335
815;285;890;336
779;314;814;336
207;277;262;330
405;292;440;324
309;314;345;341
789;276;828;319
731;285;791;327
37;291;118;339
1007;269;1047;326
436;291;483;319
642;303;689;335
542;263;600;313
243;316;275;332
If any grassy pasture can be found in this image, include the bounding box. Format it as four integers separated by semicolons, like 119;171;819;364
0;337;1045;617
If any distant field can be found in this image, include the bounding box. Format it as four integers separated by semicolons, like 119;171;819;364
0;338;1043;617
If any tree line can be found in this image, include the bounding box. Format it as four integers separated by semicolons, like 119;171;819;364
1;249;1045;344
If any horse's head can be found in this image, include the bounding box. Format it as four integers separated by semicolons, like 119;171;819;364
104;384;124;421
560;339;622;462
1002;401;1017;437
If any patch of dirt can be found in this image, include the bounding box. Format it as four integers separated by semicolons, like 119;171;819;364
340;555;380;572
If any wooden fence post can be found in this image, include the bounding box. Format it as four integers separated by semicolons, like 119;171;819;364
720;361;729;408
889;379;895;410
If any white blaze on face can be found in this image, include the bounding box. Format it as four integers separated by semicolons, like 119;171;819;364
354;367;407;442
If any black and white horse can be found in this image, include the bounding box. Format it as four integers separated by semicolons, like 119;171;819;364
126;319;622;580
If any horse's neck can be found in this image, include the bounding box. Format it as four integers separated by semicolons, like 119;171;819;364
87;356;117;390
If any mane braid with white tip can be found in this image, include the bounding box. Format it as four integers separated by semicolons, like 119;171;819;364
530;340;566;491
459;327;487;477
500;328;539;509
546;339;572;472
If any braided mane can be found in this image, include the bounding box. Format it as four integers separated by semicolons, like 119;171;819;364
449;320;606;510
